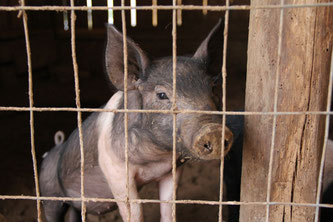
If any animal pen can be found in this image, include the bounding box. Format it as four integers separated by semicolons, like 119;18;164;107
0;0;333;221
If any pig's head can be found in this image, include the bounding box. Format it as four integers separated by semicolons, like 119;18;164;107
105;20;233;160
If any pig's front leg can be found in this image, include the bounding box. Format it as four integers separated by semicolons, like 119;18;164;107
159;168;183;222
111;170;142;222
105;163;143;222
99;148;143;221
106;161;143;222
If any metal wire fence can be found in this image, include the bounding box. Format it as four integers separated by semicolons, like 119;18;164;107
0;0;333;222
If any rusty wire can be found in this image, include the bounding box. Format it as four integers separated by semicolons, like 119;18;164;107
120;0;131;220
1;3;333;12
218;0;230;221
69;0;87;221
1;194;333;209
19;0;42;221
3;106;333;116
171;1;178;221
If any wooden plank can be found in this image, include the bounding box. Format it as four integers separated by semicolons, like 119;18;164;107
239;0;333;221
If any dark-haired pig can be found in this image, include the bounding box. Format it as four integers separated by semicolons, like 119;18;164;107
39;20;242;222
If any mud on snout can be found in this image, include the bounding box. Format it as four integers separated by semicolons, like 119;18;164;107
190;124;233;160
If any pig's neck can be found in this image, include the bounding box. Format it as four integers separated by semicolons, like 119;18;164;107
106;91;174;165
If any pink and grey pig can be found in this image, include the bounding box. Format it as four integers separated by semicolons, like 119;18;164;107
39;20;237;222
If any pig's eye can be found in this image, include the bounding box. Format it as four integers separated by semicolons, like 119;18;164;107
156;92;169;100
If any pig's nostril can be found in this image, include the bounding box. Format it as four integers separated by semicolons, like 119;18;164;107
203;141;213;152
225;140;229;148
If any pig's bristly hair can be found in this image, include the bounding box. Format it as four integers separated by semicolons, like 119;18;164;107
144;57;213;98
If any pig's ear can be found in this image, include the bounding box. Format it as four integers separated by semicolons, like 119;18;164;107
105;25;150;91
193;19;224;76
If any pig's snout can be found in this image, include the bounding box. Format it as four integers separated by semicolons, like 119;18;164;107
192;124;233;160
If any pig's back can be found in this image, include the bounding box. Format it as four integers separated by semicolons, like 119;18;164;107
57;112;116;213
40;143;66;197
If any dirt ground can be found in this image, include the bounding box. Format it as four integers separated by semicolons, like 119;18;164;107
0;1;248;221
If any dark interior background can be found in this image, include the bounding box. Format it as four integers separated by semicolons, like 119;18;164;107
0;0;249;221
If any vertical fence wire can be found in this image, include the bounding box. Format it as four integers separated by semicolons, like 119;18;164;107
172;0;178;221
218;0;230;221
265;0;285;221
69;0;87;221
19;0;42;221
314;49;333;222
121;0;131;221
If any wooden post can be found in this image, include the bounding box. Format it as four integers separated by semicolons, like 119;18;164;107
240;1;333;222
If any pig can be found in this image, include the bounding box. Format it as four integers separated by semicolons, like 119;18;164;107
39;20;242;222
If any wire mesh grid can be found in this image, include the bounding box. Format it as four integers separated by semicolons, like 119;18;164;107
0;0;333;222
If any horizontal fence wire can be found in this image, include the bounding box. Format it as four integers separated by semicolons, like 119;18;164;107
1;3;333;11
1;106;333;116
1;1;333;222
0;194;333;209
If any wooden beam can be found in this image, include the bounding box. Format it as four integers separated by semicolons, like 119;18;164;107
240;0;333;221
